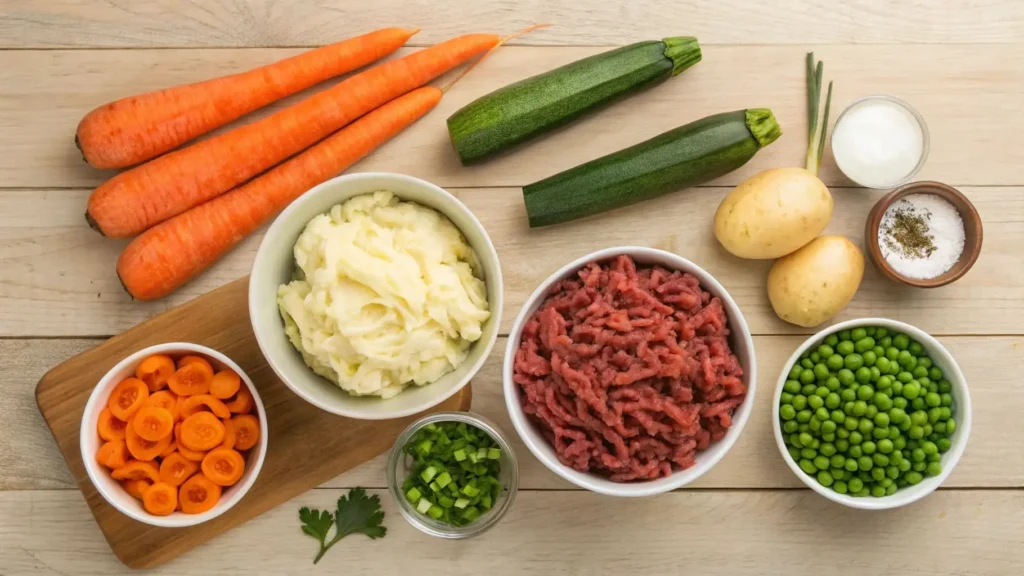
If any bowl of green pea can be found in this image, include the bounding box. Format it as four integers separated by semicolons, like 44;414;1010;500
773;319;971;510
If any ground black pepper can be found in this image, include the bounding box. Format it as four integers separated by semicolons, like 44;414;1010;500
881;206;935;259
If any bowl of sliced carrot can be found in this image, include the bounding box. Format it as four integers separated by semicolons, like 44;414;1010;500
80;342;267;527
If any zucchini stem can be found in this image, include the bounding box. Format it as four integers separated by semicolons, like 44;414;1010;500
662;37;702;76
805;53;833;176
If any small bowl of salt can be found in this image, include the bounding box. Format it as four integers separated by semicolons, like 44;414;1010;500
865;181;983;288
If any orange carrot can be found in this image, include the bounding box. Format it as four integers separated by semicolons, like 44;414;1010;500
76;28;418;169
118;87;441;299
86;33;500;238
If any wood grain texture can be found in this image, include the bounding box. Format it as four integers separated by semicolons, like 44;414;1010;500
8;335;1023;491
35;279;472;568
2;186;1020;337
2;44;1023;189
2;0;1023;48
3;489;1024;576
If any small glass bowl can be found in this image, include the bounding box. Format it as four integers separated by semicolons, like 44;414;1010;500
387;411;519;539
830;94;930;189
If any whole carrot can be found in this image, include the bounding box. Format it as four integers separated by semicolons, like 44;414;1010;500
76;28;418;169
117;87;443;301
87;33;501;239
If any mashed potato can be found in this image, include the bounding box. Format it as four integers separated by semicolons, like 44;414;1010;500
277;191;490;399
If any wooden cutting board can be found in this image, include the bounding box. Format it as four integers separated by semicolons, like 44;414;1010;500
35;277;472;569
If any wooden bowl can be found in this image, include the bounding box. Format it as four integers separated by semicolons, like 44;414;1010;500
865;181;983;288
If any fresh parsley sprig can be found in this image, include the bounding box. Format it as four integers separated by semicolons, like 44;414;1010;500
299;487;387;564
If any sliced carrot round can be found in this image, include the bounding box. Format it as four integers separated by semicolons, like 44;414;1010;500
174;422;207;461
180;394;231;419
225;386;254;414
97;407;128;441
218;418;236;450
111;459;160;483
231;414;260;451
179;473;221;514
143;482;178;516
122;478;152;500
201;448;245;487
168;362;214;396
159;452;200;487
126;419;173;461
96;439;129;469
132;406;174;441
136;354;176;392
145;390;179;422
108;378;149;421
209;369;241;399
177;355;213;372
180;412;225;451
174;394;188;422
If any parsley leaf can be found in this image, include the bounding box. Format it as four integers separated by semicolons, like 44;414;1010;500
299;488;387;564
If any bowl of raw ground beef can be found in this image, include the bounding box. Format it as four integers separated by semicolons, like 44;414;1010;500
504;247;756;496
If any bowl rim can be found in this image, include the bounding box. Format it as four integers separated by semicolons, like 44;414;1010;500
864;181;983;289
249;172;503;420
80;342;268;528
771;318;972;510
502;246;757;497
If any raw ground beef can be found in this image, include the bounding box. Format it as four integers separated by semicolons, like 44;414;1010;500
512;255;747;482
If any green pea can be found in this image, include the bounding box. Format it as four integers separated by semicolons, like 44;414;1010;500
888;408;906;424
911;397;927;411
811;352;822;363
787;446;801;460
789;364;804;380
909;426;925;440
825;334;839;347
893;334;910;350
845;459;860;472
814;386;830;398
799;447;816;460
791;395;807;410
894;436;906;451
855;337;875;353
871;467;887;483
822;432;836;442
817;344;834;358
878;335;892;348
902;382;921;400
837;369;855;386
796;410;812;423
927;452;941;463
928;407;943;424
851;328;867;341
799;369;815;384
906;471;923;485
868;485;885;497
825;393;841;410
872;427;889;440
853;367;870;384
933;421;947;435
886;347;901;362
898;458;912;472
799;459;817;475
939;407;952;420
814;455;830;470
849;431;863;445
838;329;852;342
836;437;849;451
858;419;874;436
873;412;890;428
819;443;836;457
824;376;841;392
849;445;863;459
819;356;840;375
926;366;942;382
909;341;923;356
820;420;837;435
783;420;799;434
939;393;952;408
828;454;844;468
814;363;830;380
925;462;942;477
781;392;794;405
873;328;887;338
802;384;817;395
845;354;864;371
913;460;928;472
816;407;831;422
833;480;849;494
946;419;956;434
809;418;822;432
866;405;880;419
844;416;859;431
847;477;864;493
912;365;929;379
875;357;891;374
831;410;846;424
780;405;796;420
936;378;951;393
831;468;846;481
796;432;812;446
840;389;856;402
852;400;868;417
801;358;814;370
873;453;889;467
858;456;873;471
862;350;877;367
921;441;938;455
911;448;926;462
808;395;824;410
901;354;918;371
893;396;908;410
817;470;835;487
874;393;893;412
862;440;877;455
890;449;904;463
937;438;952;452
836;340;855;355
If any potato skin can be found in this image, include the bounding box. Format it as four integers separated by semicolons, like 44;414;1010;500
767;235;864;327
714;167;833;259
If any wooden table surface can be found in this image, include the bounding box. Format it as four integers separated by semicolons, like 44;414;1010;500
2;1;1024;574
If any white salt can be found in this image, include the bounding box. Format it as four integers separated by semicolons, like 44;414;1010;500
878;194;965;280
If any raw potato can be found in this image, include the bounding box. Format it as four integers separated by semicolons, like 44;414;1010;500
768;235;864;327
714;167;833;259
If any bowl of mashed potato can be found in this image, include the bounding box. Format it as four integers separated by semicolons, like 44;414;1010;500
250;173;502;420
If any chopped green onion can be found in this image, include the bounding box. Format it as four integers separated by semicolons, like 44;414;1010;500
476;447;488;460
416;498;433;514
467;451;479;464
427;505;444;520
438;495;455;508
462;506;481;522
461;482;480;497
454;497;470;509
420;466;438;483
435;471;452;488
416;439;433;456
453;449;467;461
487;448;501;460
406;487;422;503
481;494;493;510
429;481;441;492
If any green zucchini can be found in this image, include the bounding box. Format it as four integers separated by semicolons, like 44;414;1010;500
446;37;701;164
522;109;782;227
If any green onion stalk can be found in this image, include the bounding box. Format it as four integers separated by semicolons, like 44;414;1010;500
805;52;834;176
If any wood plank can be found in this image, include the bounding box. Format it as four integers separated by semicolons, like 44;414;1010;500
1;186;1021;337
2;44;1022;189
2;0;1023;48
4;336;1022;491
2;488;1023;575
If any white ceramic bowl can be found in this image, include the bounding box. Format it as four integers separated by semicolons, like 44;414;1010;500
249;173;503;420
80;343;268;528
503;246;756;497
772;318;971;510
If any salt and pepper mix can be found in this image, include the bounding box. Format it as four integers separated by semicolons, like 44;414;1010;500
878;194;965;280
